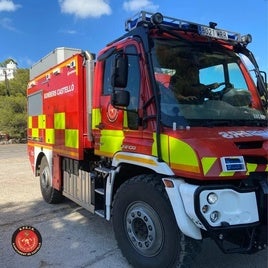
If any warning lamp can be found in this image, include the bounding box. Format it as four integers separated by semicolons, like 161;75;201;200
241;34;252;45
151;12;163;25
202;205;209;213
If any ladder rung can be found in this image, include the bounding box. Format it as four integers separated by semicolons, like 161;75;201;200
94;166;111;174
95;188;104;195
95;210;105;218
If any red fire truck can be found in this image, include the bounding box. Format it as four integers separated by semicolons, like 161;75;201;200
27;11;268;268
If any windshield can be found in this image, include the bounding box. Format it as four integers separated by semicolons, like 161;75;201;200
151;38;267;127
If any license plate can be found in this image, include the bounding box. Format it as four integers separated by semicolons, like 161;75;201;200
199;25;228;40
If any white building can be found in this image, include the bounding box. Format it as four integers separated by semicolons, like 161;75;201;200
0;60;17;81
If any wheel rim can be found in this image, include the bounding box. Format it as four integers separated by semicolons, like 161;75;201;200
125;201;163;257
41;166;51;189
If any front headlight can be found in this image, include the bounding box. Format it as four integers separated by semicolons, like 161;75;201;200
207;192;218;204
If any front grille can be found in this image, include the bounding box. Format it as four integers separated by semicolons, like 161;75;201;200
244;156;268;165
235;141;263;149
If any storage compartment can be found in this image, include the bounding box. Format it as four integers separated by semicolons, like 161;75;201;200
30;47;82;79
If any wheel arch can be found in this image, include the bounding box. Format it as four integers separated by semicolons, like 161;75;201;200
34;147;53;177
109;162;202;240
162;177;202;240
110;151;174;203
105;160;160;221
112;162;156;198
35;152;45;176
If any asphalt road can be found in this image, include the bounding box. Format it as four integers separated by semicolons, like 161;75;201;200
0;144;267;268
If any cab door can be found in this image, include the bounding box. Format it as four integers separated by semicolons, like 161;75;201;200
94;42;153;158
93;50;125;157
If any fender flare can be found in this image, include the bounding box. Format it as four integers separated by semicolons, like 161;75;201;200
162;178;202;240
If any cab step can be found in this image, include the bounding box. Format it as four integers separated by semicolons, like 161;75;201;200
95;188;104;195
94;166;111;175
95;209;105;218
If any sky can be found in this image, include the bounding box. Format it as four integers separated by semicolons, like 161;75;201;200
0;0;267;74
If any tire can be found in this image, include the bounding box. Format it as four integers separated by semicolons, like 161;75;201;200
40;157;63;204
112;174;201;268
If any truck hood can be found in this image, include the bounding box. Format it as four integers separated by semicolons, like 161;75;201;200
166;127;268;180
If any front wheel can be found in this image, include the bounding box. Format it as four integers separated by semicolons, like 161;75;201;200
39;157;63;204
112;174;200;268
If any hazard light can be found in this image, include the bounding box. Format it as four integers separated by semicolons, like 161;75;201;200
150;12;163;25
241;34;252;45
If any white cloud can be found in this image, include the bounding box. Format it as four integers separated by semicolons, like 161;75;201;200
60;29;77;35
123;0;159;12
0;0;21;12
64;30;77;35
0;17;16;31
59;0;112;19
20;56;35;68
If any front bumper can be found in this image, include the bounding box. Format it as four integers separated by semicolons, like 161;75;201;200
179;178;267;253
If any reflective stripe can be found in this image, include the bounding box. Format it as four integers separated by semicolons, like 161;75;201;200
28;112;79;149
99;129;124;156
54;112;65;129
246;163;258;175
38;114;46;128
92;108;101;129
152;133;157;156
28;116;32;128
169;136;199;173
152;134;200;173
32;128;39;138
46;129;55;144
115;153;157;166
171;163;200;173
152;133;169;159
220;171;235;177
201;157;217;175
65;129;79;148
123;110;128;128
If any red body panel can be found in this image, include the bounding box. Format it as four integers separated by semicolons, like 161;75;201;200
27;54;93;162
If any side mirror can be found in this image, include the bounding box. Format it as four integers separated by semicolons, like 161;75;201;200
111;55;128;88
111;89;130;107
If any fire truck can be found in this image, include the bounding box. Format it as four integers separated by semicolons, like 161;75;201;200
27;11;268;268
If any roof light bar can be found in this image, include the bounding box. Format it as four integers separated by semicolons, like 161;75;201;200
125;11;252;46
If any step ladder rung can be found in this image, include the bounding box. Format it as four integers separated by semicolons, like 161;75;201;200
95;188;105;195
95;210;105;218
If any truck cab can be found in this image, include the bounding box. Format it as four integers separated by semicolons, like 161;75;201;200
92;10;267;258
93;11;267;181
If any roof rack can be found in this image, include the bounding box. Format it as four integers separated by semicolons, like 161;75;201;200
125;11;252;46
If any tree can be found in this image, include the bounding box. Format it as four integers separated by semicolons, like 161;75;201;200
9;69;29;96
0;64;29;140
0;95;27;139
